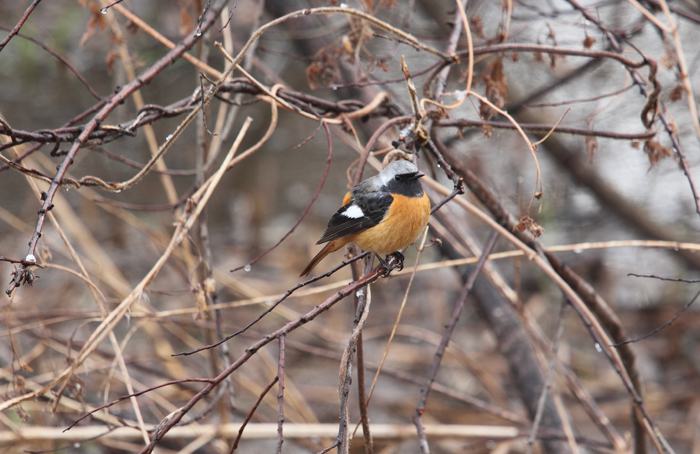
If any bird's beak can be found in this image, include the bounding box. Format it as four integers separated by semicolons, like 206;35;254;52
412;172;425;180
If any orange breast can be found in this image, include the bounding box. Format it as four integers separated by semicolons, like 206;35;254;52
352;192;430;256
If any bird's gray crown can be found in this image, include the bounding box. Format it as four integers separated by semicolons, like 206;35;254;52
376;160;418;186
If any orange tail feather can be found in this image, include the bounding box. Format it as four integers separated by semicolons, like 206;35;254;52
300;240;343;277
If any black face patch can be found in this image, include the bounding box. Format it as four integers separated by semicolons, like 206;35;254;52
316;191;393;244
386;174;424;197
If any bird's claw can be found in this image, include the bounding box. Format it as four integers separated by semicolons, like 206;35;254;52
376;252;405;277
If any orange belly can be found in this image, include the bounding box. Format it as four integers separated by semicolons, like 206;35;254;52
351;192;430;256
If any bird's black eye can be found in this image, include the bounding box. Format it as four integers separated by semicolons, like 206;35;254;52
394;175;402;182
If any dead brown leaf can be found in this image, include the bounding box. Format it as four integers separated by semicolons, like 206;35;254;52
516;215;545;238
306;54;339;89
669;84;684;102
480;58;507;120
105;49;120;75
471;16;485;39
643;140;674;167
583;34;596;49
585;135;599;164
80;2;107;48
180;6;195;36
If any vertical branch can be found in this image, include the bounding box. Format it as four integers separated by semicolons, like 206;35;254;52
356;258;375;454
413;231;499;454
432;0;467;101
338;271;373;454
526;303;569;454
277;335;286;454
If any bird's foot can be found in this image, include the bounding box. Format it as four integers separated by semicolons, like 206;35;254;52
376;252;404;277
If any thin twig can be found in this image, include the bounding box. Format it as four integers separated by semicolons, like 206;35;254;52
526;303;567;454
338;259;374;454
612;288;700;347
0;0;43;53
276;335;285;454
6;0;230;297
231;120;333;272
228;376;279;453
175;253;368;357
65;378;214;432
413;231;500;454
139;258;398;453
0;27;102;99
355;258;375;454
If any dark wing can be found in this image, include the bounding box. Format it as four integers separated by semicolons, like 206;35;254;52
316;191;393;244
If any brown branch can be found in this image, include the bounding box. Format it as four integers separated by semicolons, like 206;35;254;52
0;256;43;267
5;0;228;296
0;81;397;152
467;43;648;68
175;252;369;357
437;119;656;140
612;288;700;347
433;137;668;454
64;378;214;432
228;376;279;453
231;120;333;272
276;335;286;454
0;26;102;99
0;0;42;53
139;260;396;453
413;231;500;454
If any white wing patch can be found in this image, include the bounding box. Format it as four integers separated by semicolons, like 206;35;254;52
342;204;364;219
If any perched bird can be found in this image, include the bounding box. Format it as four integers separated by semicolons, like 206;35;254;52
300;159;430;277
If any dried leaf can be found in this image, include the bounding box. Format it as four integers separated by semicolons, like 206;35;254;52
342;35;354;54
105;49;120;75
306;54;339;89
585;135;598;164
517;216;545;238
480;58;507;120
80;2;107;48
549;53;561;69
180;6;195;36
669;84;684;102
471;16;485;39
126;19;139;34
643;140;674;167
661;49;676;70
583;34;596;49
